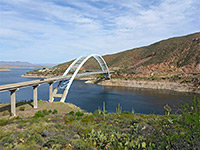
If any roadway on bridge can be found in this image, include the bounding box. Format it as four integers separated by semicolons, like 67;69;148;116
0;71;107;92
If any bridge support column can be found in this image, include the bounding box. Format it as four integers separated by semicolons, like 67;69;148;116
33;85;39;108
49;82;54;102
60;88;68;103
10;89;18;116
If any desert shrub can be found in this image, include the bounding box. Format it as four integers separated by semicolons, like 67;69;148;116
181;97;200;130
27;133;44;145
42;109;49;115
2;111;10;116
69;111;74;115
29;121;48;135
20;141;40;150
0;134;15;145
48;110;52;114
149;97;200;149
52;109;58;114
0;130;10;139
97;73;105;79
181;80;191;83
76;111;84;117
43;135;66;148
34;111;45;118
19;106;25;111
171;75;181;80
0;119;8;126
81;115;95;123
70;139;95;149
122;111;130;114
93;110;101;116
16;130;30;139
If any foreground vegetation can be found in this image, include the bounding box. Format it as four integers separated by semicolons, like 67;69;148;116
0;98;199;150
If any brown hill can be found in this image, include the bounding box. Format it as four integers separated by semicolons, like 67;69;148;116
26;32;200;77
79;32;200;73
101;32;200;73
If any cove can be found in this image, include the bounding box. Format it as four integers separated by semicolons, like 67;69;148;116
0;68;199;114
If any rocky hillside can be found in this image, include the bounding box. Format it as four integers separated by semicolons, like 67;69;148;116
25;32;200;77
100;32;200;73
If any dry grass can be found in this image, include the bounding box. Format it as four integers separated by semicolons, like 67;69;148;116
0;100;83;118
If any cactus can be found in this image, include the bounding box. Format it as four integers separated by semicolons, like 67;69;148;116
98;106;101;114
164;104;171;115
103;102;106;120
132;108;135;114
103;102;106;113
116;103;122;115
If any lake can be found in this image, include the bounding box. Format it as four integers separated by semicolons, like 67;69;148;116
0;68;199;114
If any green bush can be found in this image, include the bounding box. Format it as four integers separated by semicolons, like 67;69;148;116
44;135;67;148
19;106;25;111
0;134;15;145
42;109;49;115
34;111;45;118
70;139;95;149
181;97;200;128
52;109;58;114
27;133;44;145
122;111;130;114
181;80;191;83
76;111;84;117
69;111;74;115
0;119;8;126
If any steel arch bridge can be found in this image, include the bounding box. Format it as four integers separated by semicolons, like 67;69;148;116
0;54;110;116
50;54;110;102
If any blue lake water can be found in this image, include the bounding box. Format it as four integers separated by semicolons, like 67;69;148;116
0;68;199;114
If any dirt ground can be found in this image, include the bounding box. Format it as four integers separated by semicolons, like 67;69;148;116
0;100;84;118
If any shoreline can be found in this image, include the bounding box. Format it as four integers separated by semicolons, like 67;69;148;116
97;79;200;94
22;74;200;94
0;68;10;71
21;74;53;78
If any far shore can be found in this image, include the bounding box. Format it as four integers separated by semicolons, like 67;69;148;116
96;78;200;94
21;74;53;78
0;68;10;71
22;74;200;94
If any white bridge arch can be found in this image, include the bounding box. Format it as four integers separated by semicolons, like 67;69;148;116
50;54;110;102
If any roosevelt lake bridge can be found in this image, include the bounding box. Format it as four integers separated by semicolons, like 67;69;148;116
0;54;110;116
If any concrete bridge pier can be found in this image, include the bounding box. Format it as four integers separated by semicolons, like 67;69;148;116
10;88;18;116
60;88;69;103
49;82;55;102
33;84;40;108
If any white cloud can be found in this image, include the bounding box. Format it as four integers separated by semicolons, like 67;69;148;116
0;0;199;63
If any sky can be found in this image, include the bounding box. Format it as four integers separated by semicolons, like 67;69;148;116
0;0;200;64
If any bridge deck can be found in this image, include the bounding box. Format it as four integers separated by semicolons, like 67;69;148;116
0;71;106;92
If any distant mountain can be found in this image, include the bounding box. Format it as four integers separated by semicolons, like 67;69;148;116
0;61;55;68
26;32;200;76
0;61;36;67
